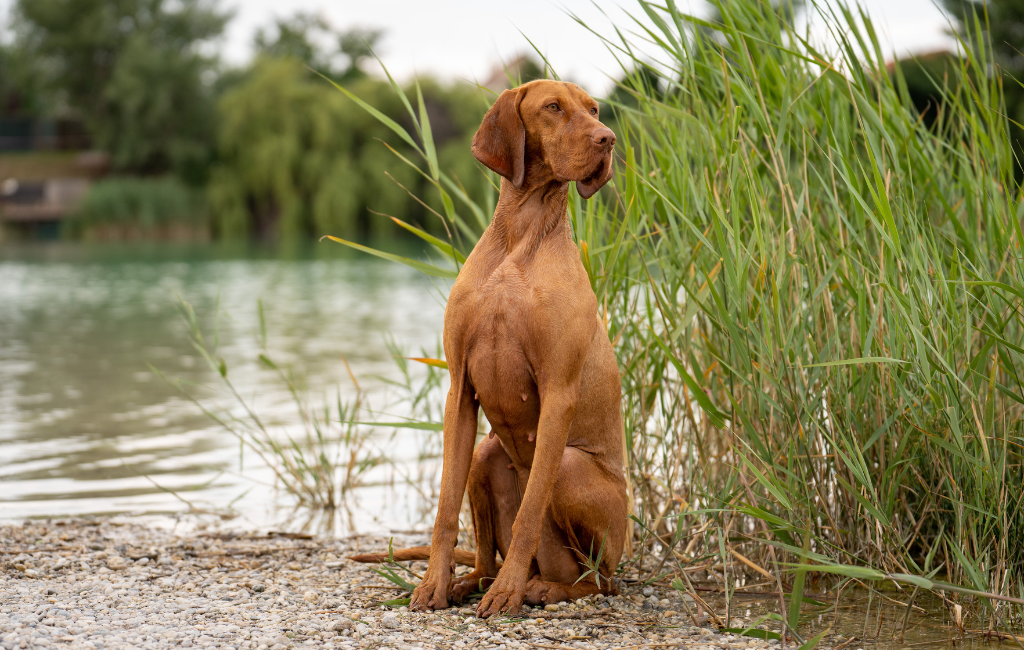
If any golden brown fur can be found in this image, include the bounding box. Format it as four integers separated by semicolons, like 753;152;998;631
351;80;627;618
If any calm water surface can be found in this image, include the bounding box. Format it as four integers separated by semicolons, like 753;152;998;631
0;241;448;532
718;586;1011;649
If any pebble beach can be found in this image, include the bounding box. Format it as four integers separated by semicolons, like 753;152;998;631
0;519;834;650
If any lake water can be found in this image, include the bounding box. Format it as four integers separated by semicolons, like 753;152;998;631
0;241;449;533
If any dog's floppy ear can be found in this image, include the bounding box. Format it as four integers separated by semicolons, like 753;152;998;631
576;156;614;199
472;87;526;189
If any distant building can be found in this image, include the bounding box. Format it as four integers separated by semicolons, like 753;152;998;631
0;117;92;153
0;116;103;238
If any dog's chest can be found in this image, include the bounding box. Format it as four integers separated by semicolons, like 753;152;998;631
459;262;541;432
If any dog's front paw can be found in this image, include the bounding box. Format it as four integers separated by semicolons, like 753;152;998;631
410;570;452;612
475;570;526;618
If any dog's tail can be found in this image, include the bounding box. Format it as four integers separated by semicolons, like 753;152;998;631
348;545;484;568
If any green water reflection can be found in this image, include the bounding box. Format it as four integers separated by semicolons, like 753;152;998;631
703;582;1018;649
0;241;447;528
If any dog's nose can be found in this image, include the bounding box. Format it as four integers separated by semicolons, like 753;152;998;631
592;128;616;149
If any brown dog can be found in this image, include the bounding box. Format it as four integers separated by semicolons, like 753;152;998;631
352;79;628;618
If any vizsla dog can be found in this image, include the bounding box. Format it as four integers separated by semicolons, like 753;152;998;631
352;79;627;618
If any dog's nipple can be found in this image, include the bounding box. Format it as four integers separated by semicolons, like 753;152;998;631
521;393;528;402
528;432;536;442
474;392;479;400
507;463;515;470
488;430;495;439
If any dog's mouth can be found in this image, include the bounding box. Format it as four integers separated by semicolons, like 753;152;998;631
581;156;608;185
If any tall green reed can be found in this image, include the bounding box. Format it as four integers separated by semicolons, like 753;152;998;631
328;0;1024;633
600;0;1024;618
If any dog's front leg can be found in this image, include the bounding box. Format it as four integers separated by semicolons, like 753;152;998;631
410;373;479;611
475;386;578;618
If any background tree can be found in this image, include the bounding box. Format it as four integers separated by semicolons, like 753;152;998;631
207;45;491;241
940;0;1024;174
11;0;230;178
0;34;48;119
254;14;382;83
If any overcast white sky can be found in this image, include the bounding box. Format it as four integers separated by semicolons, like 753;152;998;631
1;0;957;95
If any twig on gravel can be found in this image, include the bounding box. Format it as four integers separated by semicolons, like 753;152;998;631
607;643;704;649
520;607;615;620
527;642;584;650
192;547;313;557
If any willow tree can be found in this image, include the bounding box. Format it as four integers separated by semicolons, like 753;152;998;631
208;56;491;240
207;57;368;239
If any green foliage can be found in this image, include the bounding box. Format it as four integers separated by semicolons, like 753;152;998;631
208;57;491;240
0;33;47;118
207;57;360;239
254;13;381;83
605;0;1023;619
893;52;965;127
941;0;1024;176
10;0;229;176
70;176;205;236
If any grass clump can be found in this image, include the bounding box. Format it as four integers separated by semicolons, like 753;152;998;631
156;298;380;521
594;0;1024;622
71;176;208;239
157;296;450;532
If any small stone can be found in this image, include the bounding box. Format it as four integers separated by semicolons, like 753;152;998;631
303;591;318;603
381;613;399;629
252;584;265;593
642;586;655;596
106;557;126;570
330;620;353;632
664;610;677;617
543;604;559;612
286;562;302;571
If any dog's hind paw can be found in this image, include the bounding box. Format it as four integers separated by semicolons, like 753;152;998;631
450;571;495;603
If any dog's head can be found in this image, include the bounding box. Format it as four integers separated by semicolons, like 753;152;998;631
471;79;615;199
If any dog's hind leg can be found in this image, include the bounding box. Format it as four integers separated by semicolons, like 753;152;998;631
524;446;627;607
450;435;519;603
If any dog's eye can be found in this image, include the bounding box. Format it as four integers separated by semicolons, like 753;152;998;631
547;103;560;111
590;107;598;115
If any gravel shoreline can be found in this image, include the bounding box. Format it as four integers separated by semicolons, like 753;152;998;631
0;519;837;650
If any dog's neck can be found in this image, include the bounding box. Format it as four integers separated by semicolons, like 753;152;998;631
490;179;570;254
